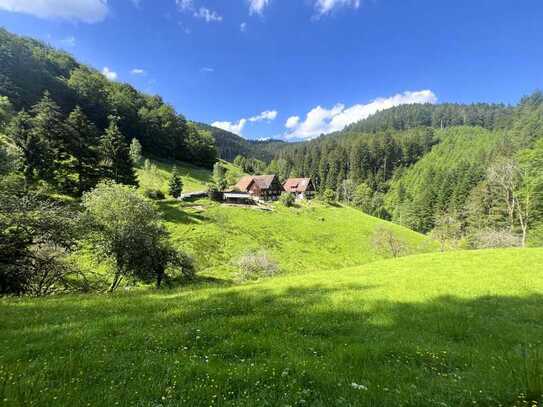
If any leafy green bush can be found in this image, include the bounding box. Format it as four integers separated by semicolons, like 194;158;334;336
83;182;172;291
280;192;295;207
234;250;279;282
322;189;336;204
143;189;165;200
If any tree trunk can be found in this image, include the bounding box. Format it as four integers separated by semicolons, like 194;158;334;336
108;273;122;292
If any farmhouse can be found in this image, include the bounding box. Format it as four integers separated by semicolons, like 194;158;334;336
228;174;284;202
282;178;315;200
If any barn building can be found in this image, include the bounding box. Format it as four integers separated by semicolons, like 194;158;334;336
228;174;284;202
282;178;315;200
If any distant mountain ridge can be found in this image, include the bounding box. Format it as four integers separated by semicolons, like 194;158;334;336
193;121;287;162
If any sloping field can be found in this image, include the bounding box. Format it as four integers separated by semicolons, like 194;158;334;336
1;249;542;406
161;199;435;279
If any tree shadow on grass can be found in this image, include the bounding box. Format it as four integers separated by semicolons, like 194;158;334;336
1;285;542;406
159;200;209;225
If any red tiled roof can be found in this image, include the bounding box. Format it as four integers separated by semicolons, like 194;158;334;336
283;178;312;193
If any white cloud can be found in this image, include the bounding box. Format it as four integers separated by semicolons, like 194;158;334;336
285;116;300;129
314;0;360;16
240;22;247;32
212;119;247;136
59;36;76;47
201;67;214;72
175;0;193;11
285;90;437;140
248;0;270;15
193;7;222;22
102;67;118;81
212;109;278;136
176;1;221;23
0;0;108;23
249;110;277;122
130;68;146;75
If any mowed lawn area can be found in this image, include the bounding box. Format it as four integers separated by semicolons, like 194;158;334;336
1;249;542;406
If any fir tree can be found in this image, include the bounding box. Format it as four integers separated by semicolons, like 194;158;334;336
99;118;138;186
31;92;67;162
65;106;101;194
168;166;183;198
7;110;49;186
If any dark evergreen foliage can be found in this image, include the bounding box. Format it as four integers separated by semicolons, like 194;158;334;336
99;119;138;187
0;28;217;169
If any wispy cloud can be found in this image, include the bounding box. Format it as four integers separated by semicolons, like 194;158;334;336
193;7;222;22
284;90;437;140
212;109;278;137
130;68;147;76
176;1;222;23
175;0;193;11
201;67;214;73
102;67;118;81
249;110;277;122
248;0;270;15
0;0;108;23
314;0;360;17
240;22;247;32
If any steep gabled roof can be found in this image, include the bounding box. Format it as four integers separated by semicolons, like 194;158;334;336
283;178;313;193
235;175;279;192
252;175;277;189
234;175;255;192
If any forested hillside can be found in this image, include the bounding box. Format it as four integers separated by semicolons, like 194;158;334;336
261;93;543;246
343;102;513;133
0;28;217;170
194;121;286;162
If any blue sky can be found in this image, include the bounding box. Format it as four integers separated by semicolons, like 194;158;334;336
0;0;542;140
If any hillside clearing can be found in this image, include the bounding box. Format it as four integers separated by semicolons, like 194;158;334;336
135;158;241;195
1;249;542;406
161;198;435;279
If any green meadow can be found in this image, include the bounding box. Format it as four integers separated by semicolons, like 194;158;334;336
1;249;542;406
136;158;240;194
161;198;434;279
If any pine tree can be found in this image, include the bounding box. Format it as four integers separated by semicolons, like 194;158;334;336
7;110;45;186
168;166;183;199
99;118;138;186
31;92;67;158
65;106;101;194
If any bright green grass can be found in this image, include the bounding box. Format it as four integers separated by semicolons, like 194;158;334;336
160;199;435;279
1;249;542;406
136;157;213;194
136;158;240;194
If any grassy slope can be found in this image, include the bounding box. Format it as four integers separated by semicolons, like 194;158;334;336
135;158;241;194
1;249;542;406
161;199;434;279
136;157;212;193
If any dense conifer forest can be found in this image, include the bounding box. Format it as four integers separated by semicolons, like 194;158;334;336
231;94;543;245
